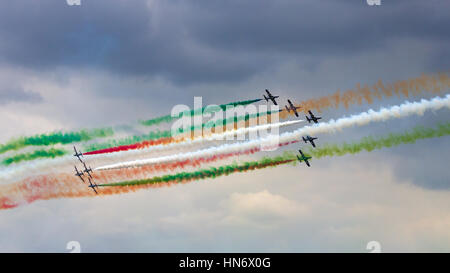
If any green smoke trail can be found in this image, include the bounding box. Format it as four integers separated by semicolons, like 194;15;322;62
84;130;171;152
101;122;450;188
139;98;262;127
0;128;114;155
307;123;450;158
172;109;280;136
84;109;277;152
100;152;297;187
1;148;68;166
0;99;262;154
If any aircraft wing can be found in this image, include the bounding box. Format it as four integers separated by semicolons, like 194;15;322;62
288;100;294;108
305;160;310;167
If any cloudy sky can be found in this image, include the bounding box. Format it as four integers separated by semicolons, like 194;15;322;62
0;0;449;252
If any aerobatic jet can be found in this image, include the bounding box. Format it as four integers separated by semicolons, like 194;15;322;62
302;135;318;148
306;110;322;124
83;162;93;178
74;166;85;183
263;89;279;105
88;178;99;195
285;99;301;117
297;149;312;167
73;146;83;163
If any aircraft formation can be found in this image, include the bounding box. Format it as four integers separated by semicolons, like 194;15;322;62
73;146;99;194
71;89;321;191
263;89;322;167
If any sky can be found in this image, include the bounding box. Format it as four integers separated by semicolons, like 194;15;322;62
0;0;449;252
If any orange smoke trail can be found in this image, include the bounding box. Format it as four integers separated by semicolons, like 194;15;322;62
0;173;174;209
280;72;450;118
85;114;280;156
92;140;297;182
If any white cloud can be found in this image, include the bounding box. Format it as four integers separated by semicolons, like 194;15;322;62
221;190;308;228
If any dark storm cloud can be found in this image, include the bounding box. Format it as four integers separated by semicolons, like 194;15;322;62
0;87;42;104
0;0;448;84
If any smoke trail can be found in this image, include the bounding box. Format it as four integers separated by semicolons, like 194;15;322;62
307;123;450;158
0;153;296;210
0;128;114;155
96;95;450;170
88;122;450;183
0;120;301;183
100;153;297;187
0;99;262;155
0;151;297;210
83;130;172;153
86;72;449;154
101;122;450;188
84;119;302;156
83;110;279;154
91;140;298;183
96;123;450;182
83;72;450;154
3;73;446;156
174;109;281;136
2;95;447;183
139;98;262;127
2;148;68;166
280;72;450;118
2;122;449;210
0;174;95;210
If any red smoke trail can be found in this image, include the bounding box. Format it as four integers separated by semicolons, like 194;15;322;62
83;116;282;156
83;137;174;155
92;140;298;182
0;173;146;210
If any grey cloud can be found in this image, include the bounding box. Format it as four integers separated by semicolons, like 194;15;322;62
0;0;448;85
2;158;450;252
159;0;450;59
0;0;449;254
0;87;42;104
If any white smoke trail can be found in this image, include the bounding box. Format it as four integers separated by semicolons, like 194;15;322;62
0;119;302;183
96;95;450;170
